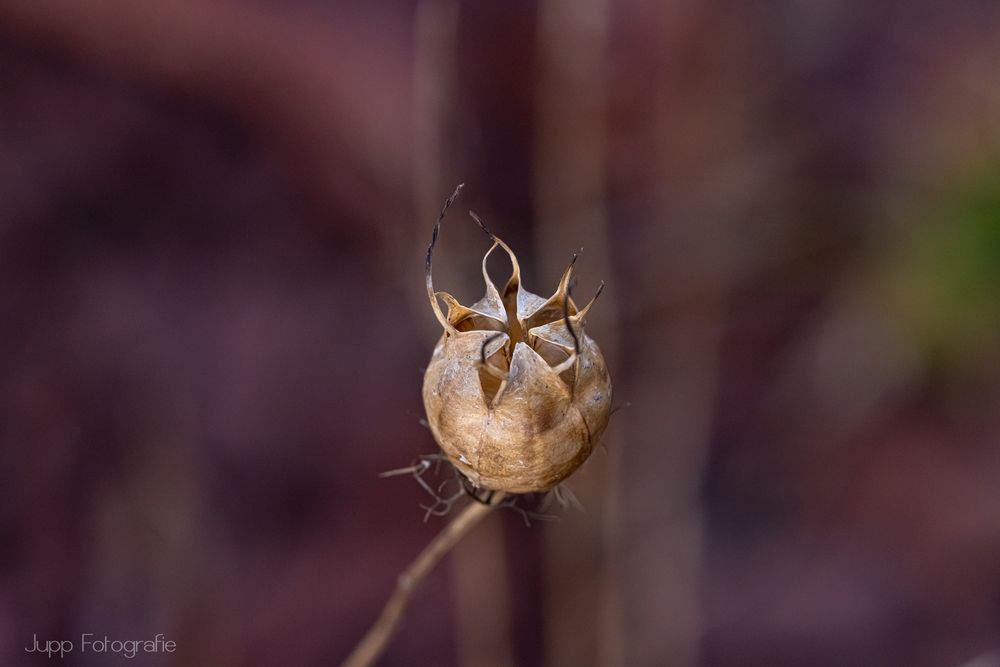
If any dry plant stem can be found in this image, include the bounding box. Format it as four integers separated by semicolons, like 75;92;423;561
341;492;506;667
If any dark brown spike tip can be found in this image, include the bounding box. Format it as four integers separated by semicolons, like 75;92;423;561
468;210;495;239
426;183;465;270
592;280;605;302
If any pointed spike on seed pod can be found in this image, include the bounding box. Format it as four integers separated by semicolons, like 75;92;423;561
518;252;583;334
574;280;605;321
468;210;521;301
534;279;585;377
426;184;464;334
468;211;528;316
557;254;577;298
468;210;494;239
476;242;507;323
426;184;464;271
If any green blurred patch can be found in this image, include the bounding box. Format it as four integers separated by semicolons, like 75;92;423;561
887;166;1000;372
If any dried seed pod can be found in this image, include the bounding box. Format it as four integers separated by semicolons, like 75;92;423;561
422;187;612;493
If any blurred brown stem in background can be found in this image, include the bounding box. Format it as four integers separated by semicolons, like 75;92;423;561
534;0;621;663
341;493;506;667
412;4;517;663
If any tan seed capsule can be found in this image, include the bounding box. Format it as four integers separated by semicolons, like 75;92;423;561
422;187;612;494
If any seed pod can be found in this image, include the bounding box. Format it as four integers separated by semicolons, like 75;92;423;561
422;187;612;493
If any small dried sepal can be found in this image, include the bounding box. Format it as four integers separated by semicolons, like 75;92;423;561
422;187;612;493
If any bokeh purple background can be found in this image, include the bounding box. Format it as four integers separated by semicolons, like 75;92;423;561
2;1;1000;666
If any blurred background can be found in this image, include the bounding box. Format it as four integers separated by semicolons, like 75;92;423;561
2;1;1000;665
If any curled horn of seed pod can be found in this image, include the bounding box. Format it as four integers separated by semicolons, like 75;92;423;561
422;188;612;494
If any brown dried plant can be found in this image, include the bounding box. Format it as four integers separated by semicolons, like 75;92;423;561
424;185;612;493
341;185;612;667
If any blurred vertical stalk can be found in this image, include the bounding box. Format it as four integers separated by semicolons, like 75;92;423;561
412;0;458;242
450;517;515;667
534;1;622;666
412;4;514;667
619;300;721;667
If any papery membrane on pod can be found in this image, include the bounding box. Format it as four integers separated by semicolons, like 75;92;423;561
422;186;612;493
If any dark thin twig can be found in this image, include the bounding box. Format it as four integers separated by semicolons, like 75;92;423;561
341;492;505;667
